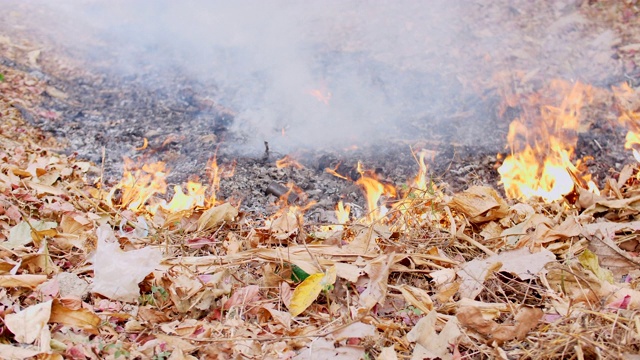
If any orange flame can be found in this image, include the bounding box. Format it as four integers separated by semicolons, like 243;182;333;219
276;155;304;169
356;162;396;222
308;88;332;105
613;83;640;163
497;80;597;202
109;158;168;211
335;201;350;225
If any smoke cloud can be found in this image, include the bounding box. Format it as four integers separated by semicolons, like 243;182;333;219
5;0;620;153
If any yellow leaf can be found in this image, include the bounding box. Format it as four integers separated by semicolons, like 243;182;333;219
578;249;614;284
289;266;336;317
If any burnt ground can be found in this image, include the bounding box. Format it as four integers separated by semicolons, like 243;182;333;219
1;0;640;218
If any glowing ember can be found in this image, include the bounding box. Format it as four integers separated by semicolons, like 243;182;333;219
276;155;304;169
356;162;396;222
497;80;596;202
325;163;349;180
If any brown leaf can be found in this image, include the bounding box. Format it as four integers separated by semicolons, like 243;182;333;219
138;305;171;324
449;186;509;223
49;299;100;335
407;309;461;360
0;274;48;288
582;221;640;278
457;306;542;345
196;202;238;232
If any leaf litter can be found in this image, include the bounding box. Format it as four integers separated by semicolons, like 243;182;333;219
1;4;640;360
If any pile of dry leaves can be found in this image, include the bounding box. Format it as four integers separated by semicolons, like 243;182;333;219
1;62;640;360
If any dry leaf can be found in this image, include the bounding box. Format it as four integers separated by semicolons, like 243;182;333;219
458;248;556;299
578;249;614;283
0;274;48;288
5;300;52;352
449;186;509;223
406;309;461;360
196;202;238;231
293;337;365;360
0;344;43;360
332;321;376;341
92;225;163;302
397;284;434;314
359;255;393;309
456;306;543;345
49;299;100;334
377;346;399;360
582;221;640;278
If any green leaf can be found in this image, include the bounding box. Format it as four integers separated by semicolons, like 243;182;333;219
291;264;310;282
0;73;4;82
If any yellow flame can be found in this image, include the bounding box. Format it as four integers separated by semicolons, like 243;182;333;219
356;162;396;222
497;80;596;202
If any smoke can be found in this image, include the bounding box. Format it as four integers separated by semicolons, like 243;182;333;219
7;0;620;153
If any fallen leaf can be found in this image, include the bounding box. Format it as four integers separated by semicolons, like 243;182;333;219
289;266;337;316
456;306;543;345
5;300;52;352
92;224;163;302
293;337;365;360
197;202;238;232
359;255;394;309
332;321;376;341
0;274;48;288
377;346;398;360
49;299;100;334
582;221;640;278
0;344;43;359
458;248;556;299
224;284;261;310
578;249;615;284
449;186;509;223
406;309;461;360
397;284;434;314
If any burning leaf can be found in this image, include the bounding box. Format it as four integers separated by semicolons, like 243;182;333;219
196;202;238;231
406;309;461;360
49;299;100;334
289;266;336;317
456;306;543;345
449;186;509;223
5;300;52;352
92;224;163;302
458;248;556;299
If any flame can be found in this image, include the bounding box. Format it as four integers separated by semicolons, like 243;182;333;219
411;149;435;191
163;182;206;212
276;155;304;169
356;162;396;222
207;156;236;205
110;155;236;216
497;80;596;202
109;158;169;211
613;83;640;162
335;201;350;225
308;88;332;105
325;163;349;180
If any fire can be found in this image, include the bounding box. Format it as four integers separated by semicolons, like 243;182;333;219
109;155;235;216
276;155;304;169
411;149;435;192
335;201;350;225
613;83;640;162
497;80;597;202
355;162;396;222
109;158;169;212
308;88;332;105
